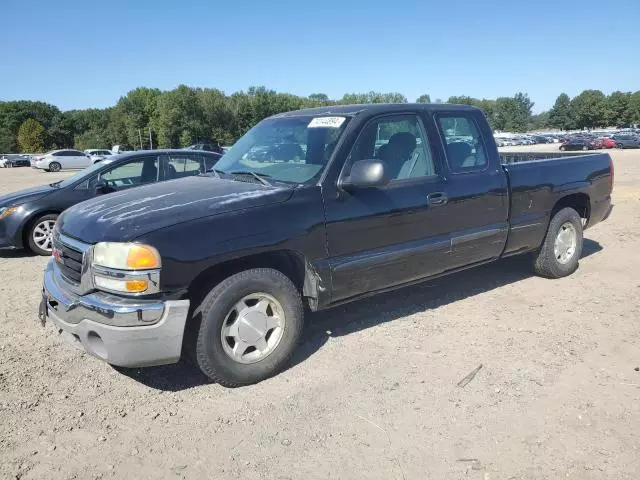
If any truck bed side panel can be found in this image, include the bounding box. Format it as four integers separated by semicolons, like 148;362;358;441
502;153;611;256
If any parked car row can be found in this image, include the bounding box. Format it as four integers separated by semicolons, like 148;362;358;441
495;134;560;146
0;155;32;168
559;133;640;151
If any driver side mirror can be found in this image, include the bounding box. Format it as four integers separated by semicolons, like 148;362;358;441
340;159;388;190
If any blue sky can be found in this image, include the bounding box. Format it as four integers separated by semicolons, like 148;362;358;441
1;0;638;112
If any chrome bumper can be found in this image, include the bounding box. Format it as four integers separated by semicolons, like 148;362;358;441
41;260;190;367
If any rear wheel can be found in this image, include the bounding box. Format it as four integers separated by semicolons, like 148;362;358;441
559;146;566;151
49;162;61;172
192;268;304;387
616;143;624;149
27;213;58;256
532;207;583;278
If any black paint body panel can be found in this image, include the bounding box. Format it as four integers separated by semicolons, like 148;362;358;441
45;104;612;310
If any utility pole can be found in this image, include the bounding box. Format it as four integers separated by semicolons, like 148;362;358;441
138;129;143;150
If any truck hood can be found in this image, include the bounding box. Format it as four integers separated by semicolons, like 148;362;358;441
0;184;54;207
57;176;294;243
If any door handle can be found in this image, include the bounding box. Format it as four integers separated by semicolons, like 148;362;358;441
427;192;448;206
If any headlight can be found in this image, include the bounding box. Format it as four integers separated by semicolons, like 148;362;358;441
0;206;18;220
93;242;161;270
91;242;161;294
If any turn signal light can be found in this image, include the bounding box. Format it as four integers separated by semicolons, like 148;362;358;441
125;280;149;293
126;245;160;269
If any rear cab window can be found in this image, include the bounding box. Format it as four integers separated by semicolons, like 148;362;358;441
436;113;488;173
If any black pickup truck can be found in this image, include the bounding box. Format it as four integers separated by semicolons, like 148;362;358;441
39;104;613;387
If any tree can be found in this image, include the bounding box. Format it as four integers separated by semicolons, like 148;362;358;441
115;87;161;149
17;119;45;152
491;93;533;132
152;85;205;148
308;93;329;105
605;91;631;126
529;111;550;130
47;112;75;148
0;126;15;153
340;91;408;104
416;94;431;103
628;91;640;125
0;100;60;152
571;90;607;129
549;93;574;130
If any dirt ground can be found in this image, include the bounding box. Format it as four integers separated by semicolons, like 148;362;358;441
1;148;639;480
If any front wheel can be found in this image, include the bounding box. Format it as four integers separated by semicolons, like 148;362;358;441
48;162;61;172
192;268;304;387
532;207;583;278
27;213;58;256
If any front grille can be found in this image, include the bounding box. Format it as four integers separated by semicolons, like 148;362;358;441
54;238;84;284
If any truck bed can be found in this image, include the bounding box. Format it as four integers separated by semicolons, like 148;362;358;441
500;151;613;257
499;151;601;164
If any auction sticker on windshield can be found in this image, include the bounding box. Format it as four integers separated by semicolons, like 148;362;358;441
308;117;346;128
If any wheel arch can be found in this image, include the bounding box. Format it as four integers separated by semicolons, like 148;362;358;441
21;210;61;248
187;249;322;312
551;192;590;223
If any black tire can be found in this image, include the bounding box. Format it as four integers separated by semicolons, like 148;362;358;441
49;162;61;172
532;207;583;279
26;213;58;256
192;268;304;387
616;144;623;149
559;146;566;151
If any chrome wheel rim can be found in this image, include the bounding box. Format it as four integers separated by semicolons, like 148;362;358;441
220;293;285;364
554;222;577;264
50;163;60;172
32;219;56;252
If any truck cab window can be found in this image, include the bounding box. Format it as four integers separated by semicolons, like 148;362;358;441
437;115;487;172
347;114;435;181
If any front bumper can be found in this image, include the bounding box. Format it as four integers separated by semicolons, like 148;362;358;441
41;260;190;367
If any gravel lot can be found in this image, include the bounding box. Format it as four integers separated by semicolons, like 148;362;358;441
1;149;639;480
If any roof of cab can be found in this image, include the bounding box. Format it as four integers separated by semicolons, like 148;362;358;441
271;103;481;118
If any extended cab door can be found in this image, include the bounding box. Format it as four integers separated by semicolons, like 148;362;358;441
432;110;509;269
323;113;455;303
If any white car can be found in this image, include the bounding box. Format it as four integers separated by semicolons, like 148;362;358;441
84;149;114;163
32;149;92;172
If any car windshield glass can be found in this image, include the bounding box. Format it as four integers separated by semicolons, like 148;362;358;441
56;160;113;187
214;115;350;184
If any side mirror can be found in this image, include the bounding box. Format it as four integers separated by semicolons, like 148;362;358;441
341;159;388;190
94;179;110;195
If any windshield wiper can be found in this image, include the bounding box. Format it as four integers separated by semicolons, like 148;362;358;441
49;180;63;187
229;170;272;187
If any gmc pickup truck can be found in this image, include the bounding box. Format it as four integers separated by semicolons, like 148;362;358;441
39;104;613;387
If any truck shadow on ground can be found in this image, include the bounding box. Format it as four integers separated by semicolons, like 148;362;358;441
118;238;602;391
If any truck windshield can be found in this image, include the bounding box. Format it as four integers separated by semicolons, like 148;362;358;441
214;115;350;184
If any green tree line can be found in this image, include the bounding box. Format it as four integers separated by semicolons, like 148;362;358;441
1;86;639;153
